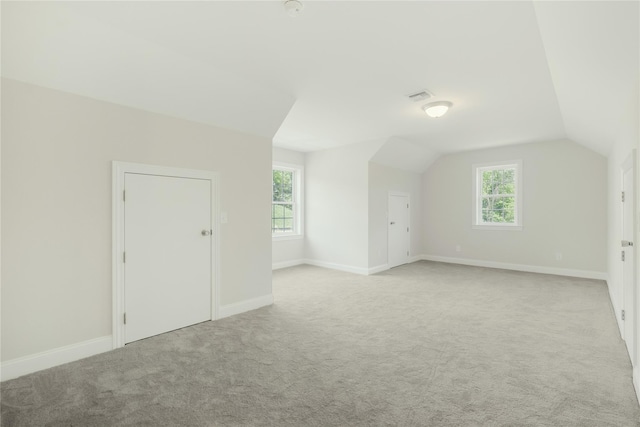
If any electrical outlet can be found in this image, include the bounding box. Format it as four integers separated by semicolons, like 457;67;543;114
455;245;462;253
555;252;563;261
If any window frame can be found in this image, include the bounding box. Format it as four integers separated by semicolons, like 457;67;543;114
472;159;523;231
272;162;304;240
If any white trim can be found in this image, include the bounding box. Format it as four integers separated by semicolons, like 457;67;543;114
273;259;387;275
272;160;304;170
472;159;523;230
218;294;274;319
388;191;411;268
634;367;640;406
277;257;425;276
419;254;608;281
272;259;305;270
620;150;637;367
408;255;422;263
272;234;304;241
272;161;304;239
608;279;625;339
302;259;370;275
368;264;389;275
1;336;112;382
112;161;220;348
472;224;523;231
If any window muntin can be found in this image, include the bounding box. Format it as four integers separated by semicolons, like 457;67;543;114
272;164;302;237
473;161;522;229
272;168;295;234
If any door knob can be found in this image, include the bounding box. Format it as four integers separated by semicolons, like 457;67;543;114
390;222;395;225
201;230;211;236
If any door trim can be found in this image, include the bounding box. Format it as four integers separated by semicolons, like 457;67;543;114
387;191;410;268
621;151;637;366
112;161;220;349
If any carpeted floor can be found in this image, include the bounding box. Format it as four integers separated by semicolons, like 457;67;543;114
2;261;639;426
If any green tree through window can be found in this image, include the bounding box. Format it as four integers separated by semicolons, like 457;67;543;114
481;167;516;223
474;160;522;228
272;168;295;233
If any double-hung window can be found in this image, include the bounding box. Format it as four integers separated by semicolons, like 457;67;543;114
472;160;522;230
272;163;303;238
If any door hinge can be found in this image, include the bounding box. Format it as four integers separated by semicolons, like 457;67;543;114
124;313;127;325
407;227;409;232
407;251;409;256
622;250;625;262
123;252;126;263
622;191;625;202
622;310;626;321
123;190;126;202
407;204;409;208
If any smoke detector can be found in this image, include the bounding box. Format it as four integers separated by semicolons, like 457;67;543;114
407;90;433;102
284;0;304;17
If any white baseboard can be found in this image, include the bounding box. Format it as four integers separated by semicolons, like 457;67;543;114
367;264;389;275
409;255;422;263
272;259;305;270
302;259;370;275
634;367;640;406
218;294;274;319
276;256;425;276
607;279;624;339
2;294;275;381
1;335;112;382
419;255;608;281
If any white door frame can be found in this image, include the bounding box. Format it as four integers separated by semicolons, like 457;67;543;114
112;161;220;349
388;191;410;268
621;151;636;366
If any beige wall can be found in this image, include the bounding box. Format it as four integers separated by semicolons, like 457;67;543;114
305;141;381;270
422;139;607;274
1;79;272;361
368;162;422;268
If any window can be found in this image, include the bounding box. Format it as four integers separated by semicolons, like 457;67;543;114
272;163;303;238
472;160;522;230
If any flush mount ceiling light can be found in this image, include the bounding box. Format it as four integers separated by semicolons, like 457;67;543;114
284;0;304;17
423;101;453;118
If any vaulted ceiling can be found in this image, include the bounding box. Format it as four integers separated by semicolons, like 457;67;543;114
2;1;638;169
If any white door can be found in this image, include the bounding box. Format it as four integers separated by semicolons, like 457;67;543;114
124;173;212;344
388;194;410;268
622;157;636;366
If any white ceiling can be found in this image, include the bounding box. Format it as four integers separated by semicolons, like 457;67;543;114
2;1;638;164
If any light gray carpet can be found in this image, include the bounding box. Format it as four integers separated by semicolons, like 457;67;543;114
2;261;639;426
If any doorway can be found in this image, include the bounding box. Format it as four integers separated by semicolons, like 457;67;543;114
113;162;219;348
388;192;410;268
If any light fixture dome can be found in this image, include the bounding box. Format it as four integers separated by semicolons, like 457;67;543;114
423;101;453;118
284;0;304;17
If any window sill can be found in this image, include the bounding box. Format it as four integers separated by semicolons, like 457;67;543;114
472;224;523;231
272;234;304;241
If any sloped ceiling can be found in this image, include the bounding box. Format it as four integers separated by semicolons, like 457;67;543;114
2;1;638;166
1;1;297;138
534;1;639;155
370;137;439;174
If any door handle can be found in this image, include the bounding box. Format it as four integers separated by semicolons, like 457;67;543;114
390;222;395;225
622;240;633;247
201;230;212;236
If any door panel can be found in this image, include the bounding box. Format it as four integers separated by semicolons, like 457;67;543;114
623;166;635;365
124;173;211;344
388;194;409;268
